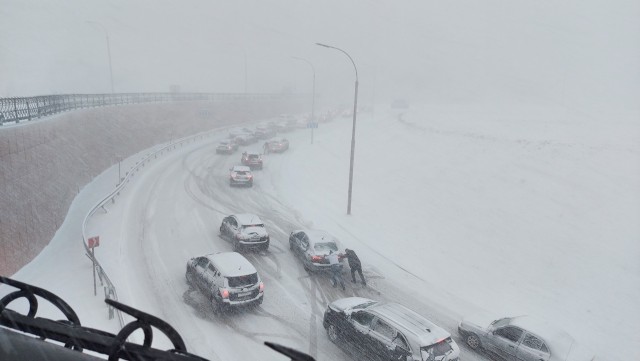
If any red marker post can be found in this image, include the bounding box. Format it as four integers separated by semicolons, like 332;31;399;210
88;236;100;296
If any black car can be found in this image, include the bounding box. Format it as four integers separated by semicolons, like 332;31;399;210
323;297;461;361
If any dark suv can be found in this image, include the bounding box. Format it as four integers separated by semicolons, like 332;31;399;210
323;297;460;361
241;152;263;170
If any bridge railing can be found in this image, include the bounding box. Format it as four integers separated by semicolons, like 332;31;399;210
0;92;289;125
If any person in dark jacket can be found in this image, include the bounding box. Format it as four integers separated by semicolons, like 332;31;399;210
345;249;366;286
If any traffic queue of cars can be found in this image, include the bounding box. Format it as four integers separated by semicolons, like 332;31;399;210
187;111;593;361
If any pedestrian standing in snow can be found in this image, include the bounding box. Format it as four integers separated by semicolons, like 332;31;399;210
345;248;366;286
263;141;270;154
327;250;345;290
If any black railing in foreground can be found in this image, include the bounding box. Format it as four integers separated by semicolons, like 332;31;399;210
0;92;291;125
0;276;315;361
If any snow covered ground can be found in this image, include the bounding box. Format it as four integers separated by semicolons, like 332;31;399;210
2;104;638;361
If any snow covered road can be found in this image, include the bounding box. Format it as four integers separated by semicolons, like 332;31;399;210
6;103;637;361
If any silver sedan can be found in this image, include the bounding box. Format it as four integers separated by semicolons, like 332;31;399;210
458;314;596;361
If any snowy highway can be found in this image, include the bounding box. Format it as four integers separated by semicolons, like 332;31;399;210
91;117;490;361
9;104;635;361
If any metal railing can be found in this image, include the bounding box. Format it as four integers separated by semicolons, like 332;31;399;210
0;92;290;125
81;130;221;328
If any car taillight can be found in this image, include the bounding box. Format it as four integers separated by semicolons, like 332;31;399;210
259;282;264;292
248;175;253;179
220;288;229;299
311;255;323;262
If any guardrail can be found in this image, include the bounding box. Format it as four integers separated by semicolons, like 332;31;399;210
81;130;216;328
0;92;290;125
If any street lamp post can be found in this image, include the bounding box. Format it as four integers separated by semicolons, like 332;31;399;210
291;56;316;144
316;43;359;215
86;21;114;93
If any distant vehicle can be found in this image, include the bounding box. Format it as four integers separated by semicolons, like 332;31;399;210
234;133;257;145
229;165;253;187
185;252;264;312
324;297;461;361
289;229;344;272
241;151;263;170
216;141;236;154
458;315;596;361
254;126;276;140
265;138;289;153
220;213;270;251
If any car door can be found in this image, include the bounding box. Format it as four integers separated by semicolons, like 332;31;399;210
369;317;398;361
516;332;550;361
391;331;412;361
291;231;305;256
488;326;524;361
229;216;239;238
221;217;231;236
194;257;210;292
348;311;376;356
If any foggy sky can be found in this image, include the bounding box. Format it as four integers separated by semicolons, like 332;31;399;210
1;0;639;113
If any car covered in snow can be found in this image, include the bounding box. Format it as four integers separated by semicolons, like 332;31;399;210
216;141;237;154
324;297;460;361
289;230;344;272
229;165;253;187
241;151;263;170
234;132;257;146
185;252;264;312
265;138;289;153
220;213;270;251
458;315;596;361
254;126;276;140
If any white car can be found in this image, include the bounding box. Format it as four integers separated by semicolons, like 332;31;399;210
229;165;253;187
185;252;264;312
220;213;270;251
458;315;597;361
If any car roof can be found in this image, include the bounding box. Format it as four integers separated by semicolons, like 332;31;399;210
367;302;450;346
509;316;575;357
205;252;257;277
232;213;263;225
231;165;251;172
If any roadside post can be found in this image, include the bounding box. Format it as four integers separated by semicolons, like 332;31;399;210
88;236;100;296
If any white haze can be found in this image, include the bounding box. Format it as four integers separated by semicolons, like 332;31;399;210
1;0;639;117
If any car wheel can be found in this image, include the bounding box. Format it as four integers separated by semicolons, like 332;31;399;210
466;333;481;350
327;324;339;343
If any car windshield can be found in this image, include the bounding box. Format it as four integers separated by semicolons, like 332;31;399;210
227;273;258;288
314;242;338;252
